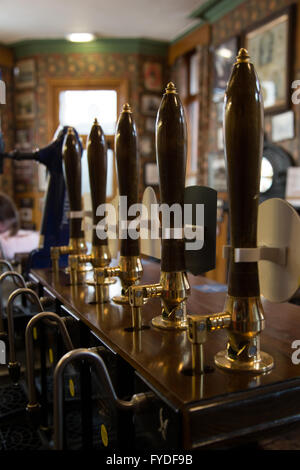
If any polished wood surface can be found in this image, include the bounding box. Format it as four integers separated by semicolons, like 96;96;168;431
224;52;263;297
31;260;300;428
87;120;107;247
156;84;186;272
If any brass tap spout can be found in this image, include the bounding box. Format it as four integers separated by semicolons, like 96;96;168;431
187;313;231;375
94;104;143;304
213;49;274;373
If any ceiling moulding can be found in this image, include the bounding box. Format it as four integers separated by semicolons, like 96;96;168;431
189;0;246;23
12;38;169;59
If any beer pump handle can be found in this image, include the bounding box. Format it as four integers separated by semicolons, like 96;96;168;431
224;48;264;298
87;119;108;247
115;104;139;257
62;128;84;240
156;82;187;272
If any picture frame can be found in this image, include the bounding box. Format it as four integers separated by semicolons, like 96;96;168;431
143;62;162;92
141;94;161;117
244;7;293;114
15;128;34;150
207;153;227;192
145;117;156;133
14;59;36;89
144;162;159;187
15;92;35;121
213;37;239;103
139;135;153;157
272;110;294;142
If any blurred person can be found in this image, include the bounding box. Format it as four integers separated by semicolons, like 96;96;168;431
0;193;39;260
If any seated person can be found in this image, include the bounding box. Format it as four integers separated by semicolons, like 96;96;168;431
0;193;39;260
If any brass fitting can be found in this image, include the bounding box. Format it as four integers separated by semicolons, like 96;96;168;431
187;296;274;375
214;296;274;373
94;255;143;304
69;245;111;285
50;238;87;277
188;312;231;375
128;271;190;330
128;282;162;330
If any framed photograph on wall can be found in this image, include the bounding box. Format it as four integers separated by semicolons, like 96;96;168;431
144;162;159;187
213;37;239;102
145;117;156;133
272;110;294;142
15;128;34;150
244;8;293;113
15;92;35;121
14;59;36;89
143;62;162;91
139;135;153;157
208;153;227;192
141;94;161;117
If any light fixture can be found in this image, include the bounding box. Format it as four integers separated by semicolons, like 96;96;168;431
66;33;95;43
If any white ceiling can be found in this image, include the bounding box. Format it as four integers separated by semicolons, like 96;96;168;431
0;0;205;44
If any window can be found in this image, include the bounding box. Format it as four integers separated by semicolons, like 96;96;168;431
59;89;117;135
59;89;117;201
174;50;200;186
47;77;128;204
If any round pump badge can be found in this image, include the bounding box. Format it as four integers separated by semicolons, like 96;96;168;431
258;198;300;303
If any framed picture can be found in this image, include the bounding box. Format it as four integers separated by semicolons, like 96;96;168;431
14;59;36;89
139;135;153;157
15;128;33;150
143;62;162;91
217;128;224;151
208;153;227;192
145;117;156;133
144;162;159;187
272;110;294;142
15;92;35;121
141;94;161;117
244;8;293;113
216;101;224;124
213;37;239;102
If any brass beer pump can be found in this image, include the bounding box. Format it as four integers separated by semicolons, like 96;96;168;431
68;119;114;299
188;49;274;374
51;128;88;277
94;104;143;304
128;82;190;330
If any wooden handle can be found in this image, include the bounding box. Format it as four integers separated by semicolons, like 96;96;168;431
115;104;139;257
224;49;264;297
156;82;187;272
62;128;84;240
87;119;107;247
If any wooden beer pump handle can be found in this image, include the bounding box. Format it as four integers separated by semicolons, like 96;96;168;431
224;48;264;297
87;119;108;247
156;82;187;273
62;128;84;240
115;104;140;257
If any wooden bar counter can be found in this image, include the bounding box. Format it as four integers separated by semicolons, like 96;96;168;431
29;259;300;448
